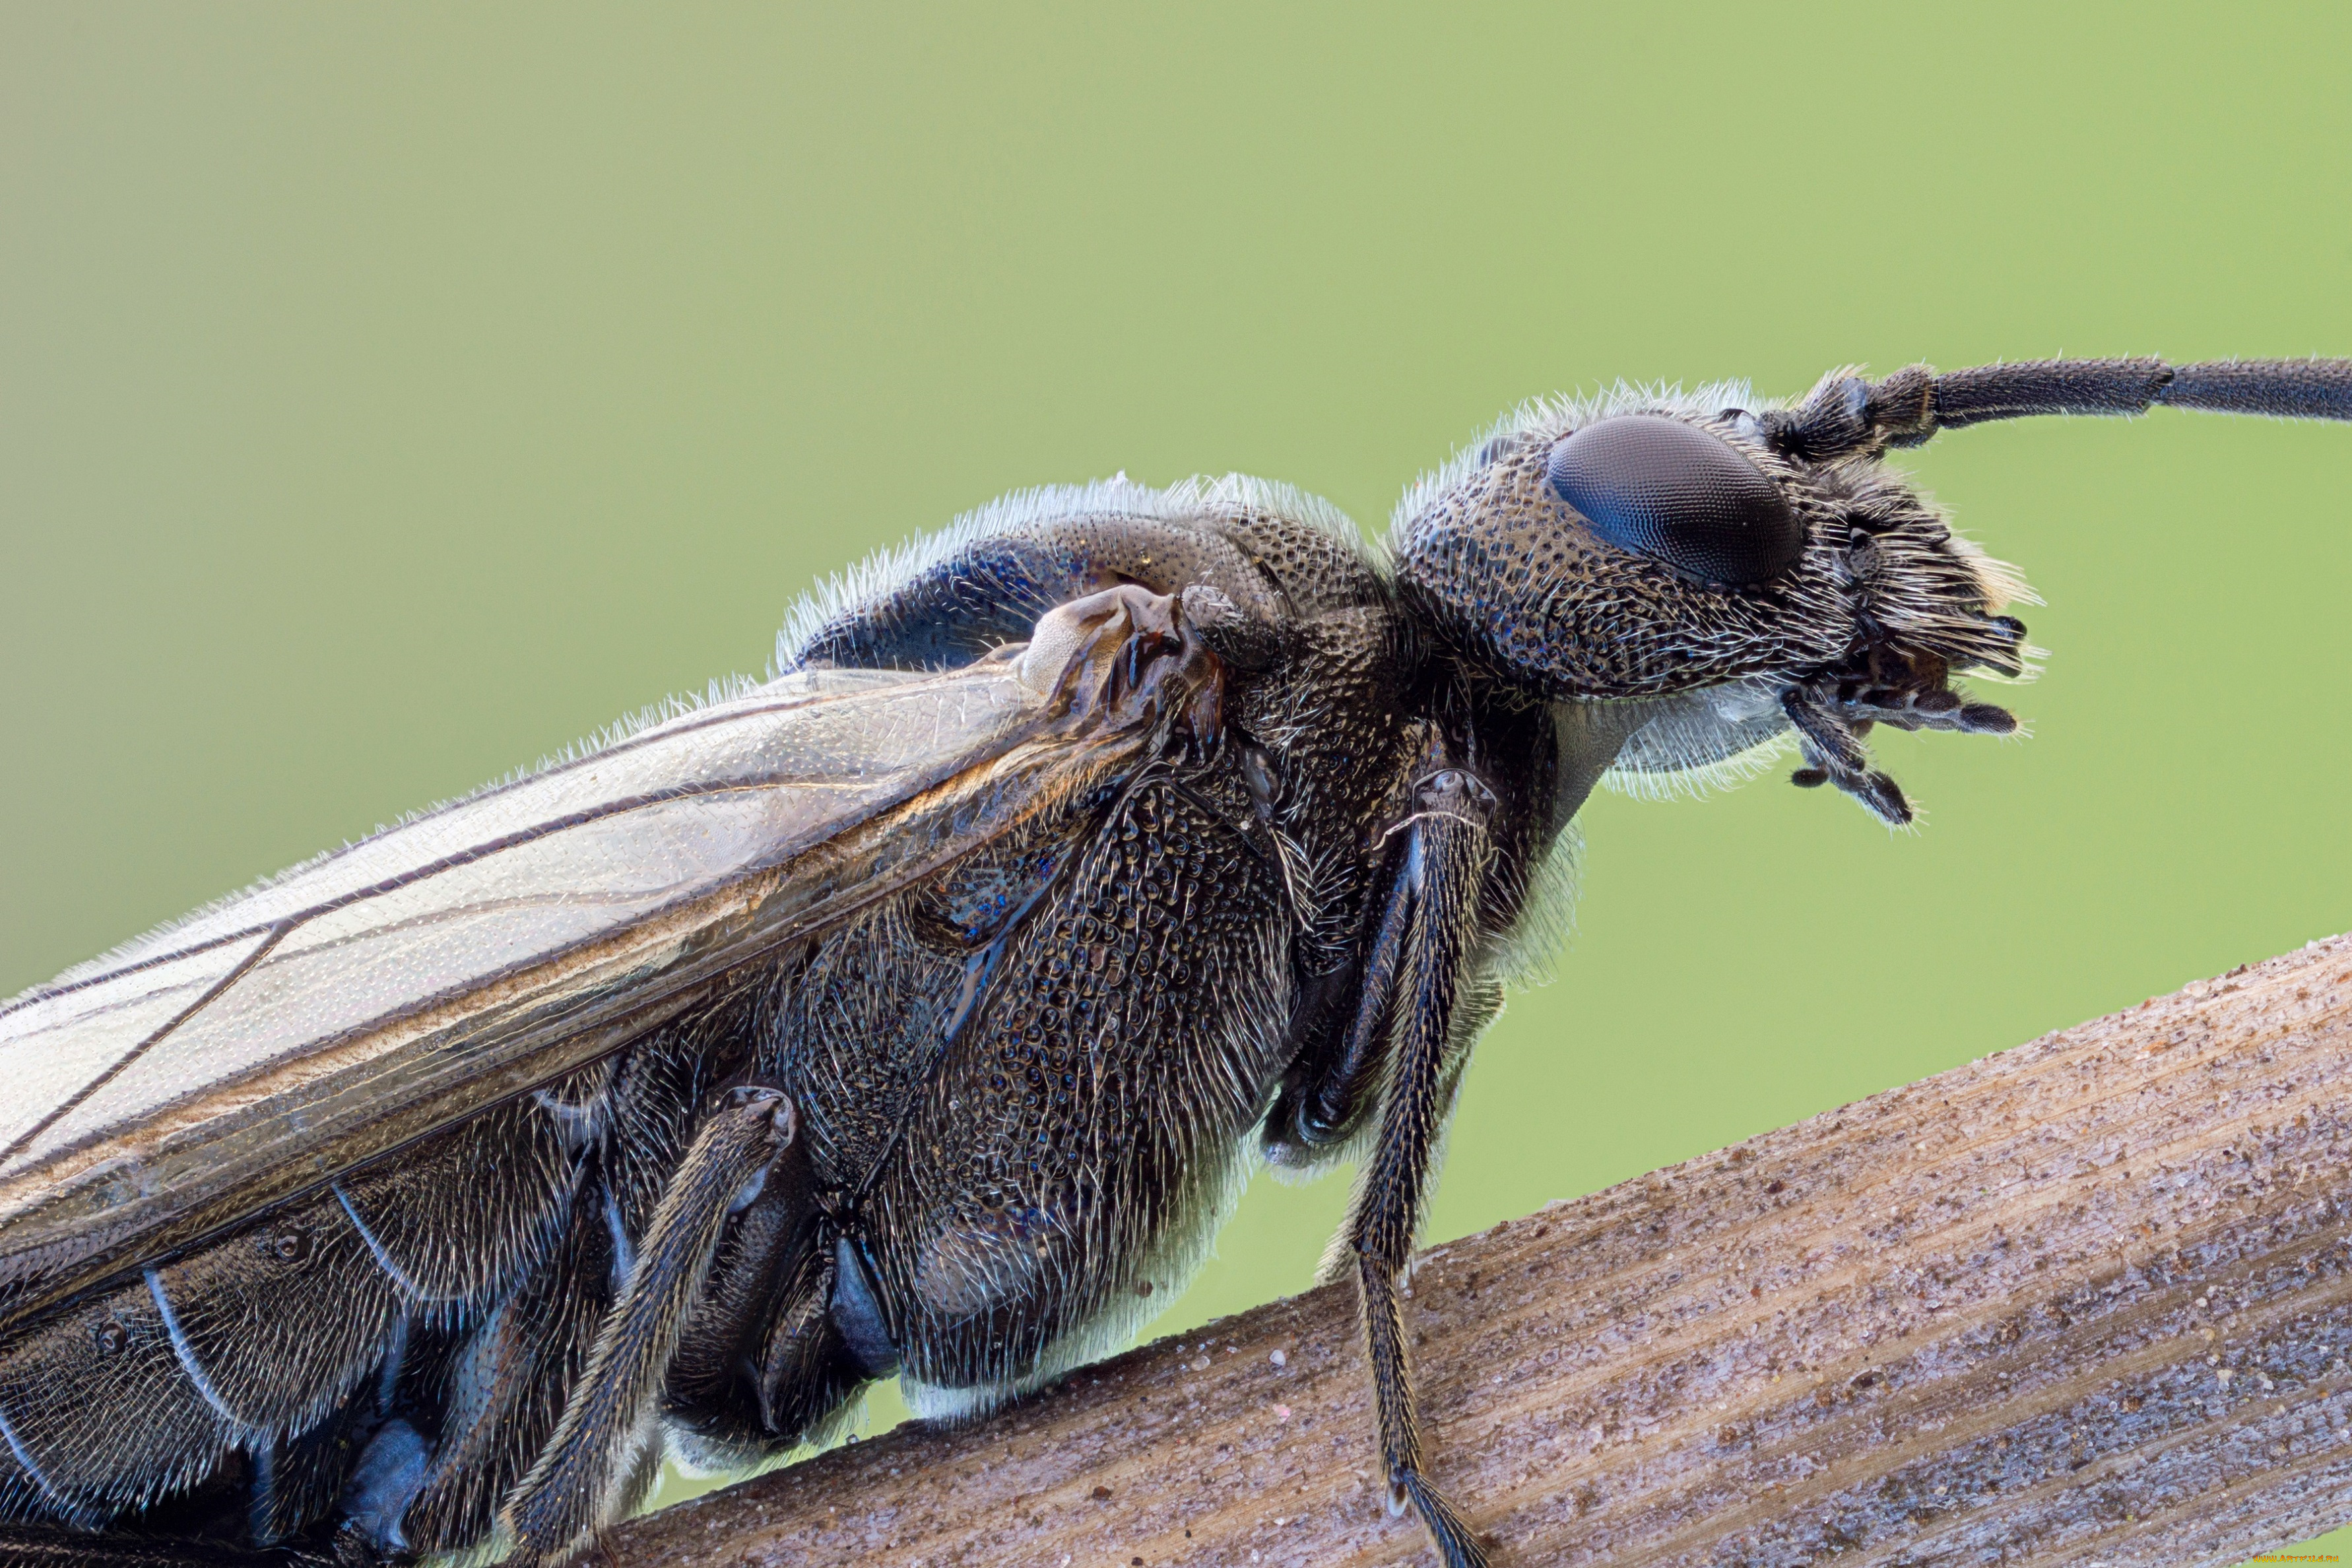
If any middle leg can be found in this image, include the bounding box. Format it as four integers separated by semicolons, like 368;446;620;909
1344;765;1499;1568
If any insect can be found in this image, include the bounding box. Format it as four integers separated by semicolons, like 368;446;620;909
1;356;2344;1568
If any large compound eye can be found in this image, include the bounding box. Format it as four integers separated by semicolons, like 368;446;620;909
1545;414;1806;587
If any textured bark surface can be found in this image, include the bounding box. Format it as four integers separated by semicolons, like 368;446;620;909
608;934;2352;1567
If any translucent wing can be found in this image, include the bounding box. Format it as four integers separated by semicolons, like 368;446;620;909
0;657;1142;1330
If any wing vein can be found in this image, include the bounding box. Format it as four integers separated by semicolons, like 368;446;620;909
5;686;870;1020
1;778;800;1020
1;922;294;1164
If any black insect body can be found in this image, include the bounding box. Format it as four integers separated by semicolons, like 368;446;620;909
0;357;2344;1567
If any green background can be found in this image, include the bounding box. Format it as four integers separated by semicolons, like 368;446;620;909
5;5;2349;1558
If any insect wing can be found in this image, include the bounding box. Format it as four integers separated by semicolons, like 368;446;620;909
0;657;1130;1329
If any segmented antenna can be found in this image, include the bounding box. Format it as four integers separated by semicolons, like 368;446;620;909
1766;356;2352;459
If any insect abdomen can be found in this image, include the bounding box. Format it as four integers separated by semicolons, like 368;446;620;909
0;1095;577;1541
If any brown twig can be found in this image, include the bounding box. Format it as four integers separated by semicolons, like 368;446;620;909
607;934;2352;1567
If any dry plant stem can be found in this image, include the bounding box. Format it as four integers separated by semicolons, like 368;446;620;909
607;934;2352;1567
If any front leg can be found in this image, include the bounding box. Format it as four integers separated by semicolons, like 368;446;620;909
1346;766;1497;1568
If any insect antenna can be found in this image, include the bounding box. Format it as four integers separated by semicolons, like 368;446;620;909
1766;356;2352;460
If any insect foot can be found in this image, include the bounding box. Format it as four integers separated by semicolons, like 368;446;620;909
1016;583;1229;758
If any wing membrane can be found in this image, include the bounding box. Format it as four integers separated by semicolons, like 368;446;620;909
0;659;1138;1329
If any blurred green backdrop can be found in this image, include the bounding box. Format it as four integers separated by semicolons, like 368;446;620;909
5;3;2349;1559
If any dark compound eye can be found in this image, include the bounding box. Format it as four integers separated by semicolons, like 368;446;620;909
1545;414;1806;587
